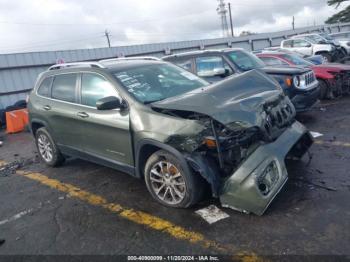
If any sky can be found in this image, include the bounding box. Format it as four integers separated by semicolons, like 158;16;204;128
0;0;345;54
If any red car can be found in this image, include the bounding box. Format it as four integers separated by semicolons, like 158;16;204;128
257;52;350;99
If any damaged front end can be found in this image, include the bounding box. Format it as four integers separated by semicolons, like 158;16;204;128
152;70;313;215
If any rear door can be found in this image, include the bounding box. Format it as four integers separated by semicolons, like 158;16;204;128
45;73;84;150
75;72;133;167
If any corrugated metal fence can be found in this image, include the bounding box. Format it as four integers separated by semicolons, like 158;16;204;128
1;23;350;109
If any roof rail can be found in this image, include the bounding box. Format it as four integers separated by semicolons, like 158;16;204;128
99;56;161;63
48;62;105;71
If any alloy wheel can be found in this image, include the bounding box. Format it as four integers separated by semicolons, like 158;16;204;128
149;161;187;205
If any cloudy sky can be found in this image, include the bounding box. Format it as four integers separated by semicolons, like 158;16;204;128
0;0;344;54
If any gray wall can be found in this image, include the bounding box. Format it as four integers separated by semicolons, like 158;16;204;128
1;22;350;109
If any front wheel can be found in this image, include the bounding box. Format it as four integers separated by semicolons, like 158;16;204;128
320;53;332;63
144;150;204;208
35;127;65;167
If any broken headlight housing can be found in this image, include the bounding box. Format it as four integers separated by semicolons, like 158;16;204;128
257;161;279;196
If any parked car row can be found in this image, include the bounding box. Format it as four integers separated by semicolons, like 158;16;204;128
163;49;320;113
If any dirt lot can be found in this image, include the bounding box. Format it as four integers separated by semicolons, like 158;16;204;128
0;97;350;261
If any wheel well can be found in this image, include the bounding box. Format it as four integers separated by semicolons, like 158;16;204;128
31;122;44;136
138;144;162;178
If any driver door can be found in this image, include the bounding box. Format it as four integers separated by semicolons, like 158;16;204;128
76;72;134;167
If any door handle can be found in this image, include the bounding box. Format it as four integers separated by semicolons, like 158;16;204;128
77;112;89;118
43;105;51;111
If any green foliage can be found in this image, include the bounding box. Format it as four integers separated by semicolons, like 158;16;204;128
326;0;350;24
328;0;349;8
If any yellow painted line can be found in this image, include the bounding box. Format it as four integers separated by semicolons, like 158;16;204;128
16;170;260;261
315;140;350;147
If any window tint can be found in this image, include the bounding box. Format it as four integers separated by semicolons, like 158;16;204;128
174;58;193;71
281;54;313;66
227;50;265;71
259;57;289;66
52;74;77;103
37;77;52;97
195;56;233;76
293;39;311;48
81;73;117;107
282;40;293;48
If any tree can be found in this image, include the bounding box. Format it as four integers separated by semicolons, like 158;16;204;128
326;0;350;24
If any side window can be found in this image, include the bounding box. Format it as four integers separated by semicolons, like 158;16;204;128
52;74;77;103
195;56;233;77
174;58;193;72
293;39;311;48
81;73;117;107
259;57;289;66
37;77;52;97
282;40;293;48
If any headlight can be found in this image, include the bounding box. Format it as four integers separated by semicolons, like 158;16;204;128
293;75;306;88
293;76;300;87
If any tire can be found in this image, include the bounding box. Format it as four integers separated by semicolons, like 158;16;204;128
144;150;204;208
318;79;332;100
320;53;332;63
35;127;65;167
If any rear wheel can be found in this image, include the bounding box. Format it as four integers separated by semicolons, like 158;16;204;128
144;150;204;208
35;127;65;167
318;79;332;100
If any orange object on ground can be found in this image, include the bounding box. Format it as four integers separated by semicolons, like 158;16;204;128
5;108;29;134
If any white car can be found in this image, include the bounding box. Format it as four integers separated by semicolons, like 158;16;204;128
319;32;350;55
281;37;336;62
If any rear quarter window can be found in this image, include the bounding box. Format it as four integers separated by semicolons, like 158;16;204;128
282;40;293;48
51;74;77;103
37;77;53;97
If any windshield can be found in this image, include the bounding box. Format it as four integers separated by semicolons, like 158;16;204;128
281;54;313;66
305;35;327;44
113;63;209;104
320;33;333;41
227;50;265;71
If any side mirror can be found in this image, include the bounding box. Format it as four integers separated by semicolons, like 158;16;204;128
96;96;124;110
305;43;312;48
198;68;227;77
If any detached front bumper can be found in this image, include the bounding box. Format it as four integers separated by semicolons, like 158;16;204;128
220;121;313;215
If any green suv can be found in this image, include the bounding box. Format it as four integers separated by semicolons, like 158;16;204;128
28;58;313;215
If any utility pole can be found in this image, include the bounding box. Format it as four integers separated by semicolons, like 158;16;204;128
104;29;111;48
216;0;229;37
228;3;234;37
292;16;295;30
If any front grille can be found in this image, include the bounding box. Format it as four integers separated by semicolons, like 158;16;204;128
304;71;316;86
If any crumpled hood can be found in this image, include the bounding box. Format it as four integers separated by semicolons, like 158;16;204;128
152;70;295;130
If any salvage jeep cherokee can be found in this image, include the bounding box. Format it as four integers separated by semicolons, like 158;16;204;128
28;59;313;215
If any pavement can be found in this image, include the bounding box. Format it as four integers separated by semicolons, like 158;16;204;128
0;97;350;260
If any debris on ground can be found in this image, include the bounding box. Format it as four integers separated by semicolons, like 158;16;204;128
195;205;230;224
310;131;323;138
0;239;5;246
0;161;21;177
